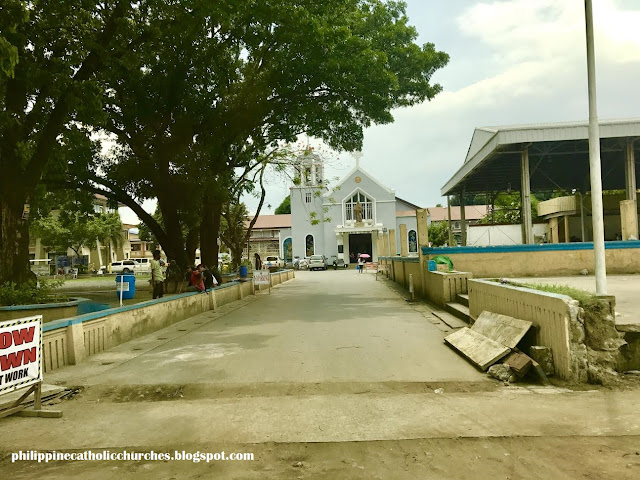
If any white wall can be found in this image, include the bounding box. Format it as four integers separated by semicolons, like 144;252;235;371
467;224;548;246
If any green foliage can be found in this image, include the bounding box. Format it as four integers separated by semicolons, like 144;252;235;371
220;201;249;269
428;221;450;247
0;278;66;306
275;196;291;214
31;199;123;261
481;193;539;224
449;194;486;206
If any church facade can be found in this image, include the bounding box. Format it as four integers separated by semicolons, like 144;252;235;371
277;154;424;264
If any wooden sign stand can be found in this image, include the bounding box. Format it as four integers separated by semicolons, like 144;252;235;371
0;382;62;419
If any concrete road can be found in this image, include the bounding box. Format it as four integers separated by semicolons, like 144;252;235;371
51;269;487;386
3;271;640;479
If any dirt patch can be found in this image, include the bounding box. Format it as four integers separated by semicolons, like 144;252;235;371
74;381;504;403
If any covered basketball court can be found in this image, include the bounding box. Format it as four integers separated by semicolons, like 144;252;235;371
441;119;640;245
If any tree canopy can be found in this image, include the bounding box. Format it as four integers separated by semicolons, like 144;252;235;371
275;196;291;215
1;0;448;283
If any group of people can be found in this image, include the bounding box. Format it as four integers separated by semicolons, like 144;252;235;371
150;250;219;299
184;264;219;293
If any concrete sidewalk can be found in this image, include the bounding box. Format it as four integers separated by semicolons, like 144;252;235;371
1;385;639;450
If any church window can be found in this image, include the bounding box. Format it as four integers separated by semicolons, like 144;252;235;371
305;193;312;203
305;235;314;256
345;191;373;221
408;230;417;253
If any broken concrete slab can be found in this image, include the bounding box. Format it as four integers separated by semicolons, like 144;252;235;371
444;327;510;371
472;311;533;349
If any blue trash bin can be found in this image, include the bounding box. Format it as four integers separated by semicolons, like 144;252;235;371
239;266;248;278
115;274;136;300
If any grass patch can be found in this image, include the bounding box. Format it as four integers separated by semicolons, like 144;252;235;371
520;283;599;308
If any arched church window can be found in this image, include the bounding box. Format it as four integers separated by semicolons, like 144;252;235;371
305;234;314;257
408;230;418;253
345;191;373;222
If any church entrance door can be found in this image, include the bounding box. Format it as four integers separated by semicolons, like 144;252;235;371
348;233;372;263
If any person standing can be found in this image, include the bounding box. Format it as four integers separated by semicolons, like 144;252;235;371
357;255;364;273
150;250;165;299
254;252;262;270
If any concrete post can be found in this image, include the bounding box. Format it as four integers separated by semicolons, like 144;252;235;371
585;0;607;295
389;228;397;257
375;232;384;261
459;190;467;246
65;323;86;365
446;196;454;246
382;232;389;257
399;224;409;257
563;215;571;243
624;139;638;239
549;217;559;244
521;147;534;245
416;208;429;298
621;200;638;240
389;228;397;281
579;193;587;241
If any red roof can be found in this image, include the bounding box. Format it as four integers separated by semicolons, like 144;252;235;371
428;205;488;222
246;214;291;229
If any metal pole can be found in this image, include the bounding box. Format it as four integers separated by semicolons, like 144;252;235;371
584;0;607;295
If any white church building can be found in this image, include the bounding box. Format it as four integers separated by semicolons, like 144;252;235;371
276;153;425;264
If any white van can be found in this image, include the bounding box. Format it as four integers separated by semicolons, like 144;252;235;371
133;258;151;273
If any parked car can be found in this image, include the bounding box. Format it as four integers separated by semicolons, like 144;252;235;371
133;258;151;273
107;260;139;274
309;255;327;271
264;256;284;269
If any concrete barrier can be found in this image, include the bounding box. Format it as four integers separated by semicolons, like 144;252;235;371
422;241;640;278
425;271;471;308
41;270;295;373
468;279;585;381
0;297;88;324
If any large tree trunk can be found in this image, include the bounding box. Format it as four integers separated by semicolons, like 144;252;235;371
185;228;199;267
0;196;34;286
200;194;222;270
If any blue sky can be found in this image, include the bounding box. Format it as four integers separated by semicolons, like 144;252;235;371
121;0;640;222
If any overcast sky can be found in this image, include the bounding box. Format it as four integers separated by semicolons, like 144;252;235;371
121;0;640;223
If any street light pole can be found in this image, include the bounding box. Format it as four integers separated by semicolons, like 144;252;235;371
584;0;607;295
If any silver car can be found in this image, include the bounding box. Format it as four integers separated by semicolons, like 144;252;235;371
309;255;327;271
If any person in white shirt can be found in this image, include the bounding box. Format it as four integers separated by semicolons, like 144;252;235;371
150;250;165;299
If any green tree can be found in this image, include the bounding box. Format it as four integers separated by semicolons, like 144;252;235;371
219;201;249;271
275;196;291;215
481;193;539;224
76;0;448;267
0;0;132;285
31;208;122;265
428;221;450;247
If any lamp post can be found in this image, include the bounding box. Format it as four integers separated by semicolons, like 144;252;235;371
584;0;607;295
